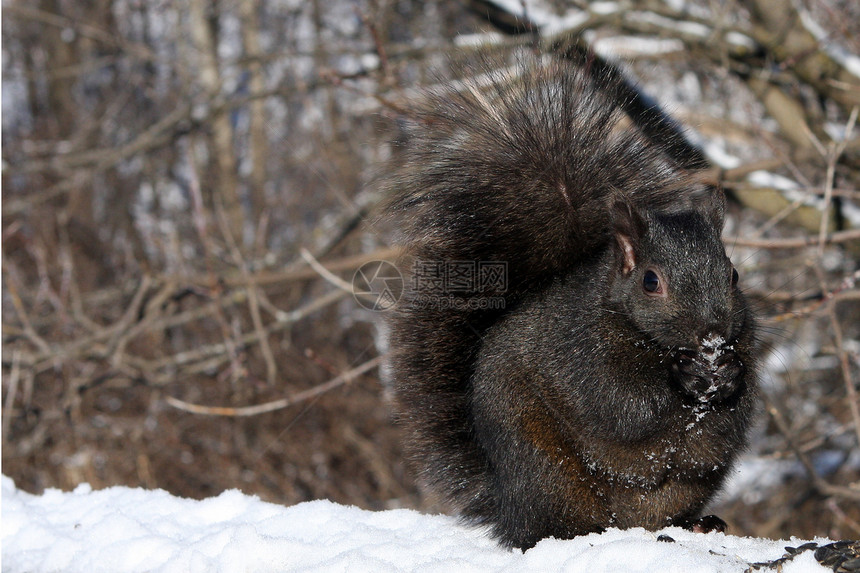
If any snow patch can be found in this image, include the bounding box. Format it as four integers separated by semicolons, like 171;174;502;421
1;475;832;572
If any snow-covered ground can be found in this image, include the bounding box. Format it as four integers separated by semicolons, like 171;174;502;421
1;475;832;572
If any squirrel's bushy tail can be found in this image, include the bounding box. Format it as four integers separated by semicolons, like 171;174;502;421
385;52;713;521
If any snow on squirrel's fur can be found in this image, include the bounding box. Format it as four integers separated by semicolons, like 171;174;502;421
1;475;830;572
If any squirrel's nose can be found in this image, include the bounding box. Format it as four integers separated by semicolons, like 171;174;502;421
699;330;728;352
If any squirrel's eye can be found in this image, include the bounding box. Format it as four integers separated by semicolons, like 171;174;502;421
643;270;661;294
731;267;739;287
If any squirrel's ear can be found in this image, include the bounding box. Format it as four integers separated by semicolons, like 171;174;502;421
691;186;726;230
611;199;646;275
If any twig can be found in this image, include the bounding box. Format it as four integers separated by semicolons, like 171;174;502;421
110;280;177;365
828;297;860;448
216;205;278;385
182;246;401;289
6;101;191;177
186;146;244;386
2;260;52;356
105;274;154;349
299;248;356;293
121;289;348;382
727;228;860;248
2;4;148;52
164;355;383;416
354;4;390;82
818;106;858;258
827;499;860;537
766;269;860;322
41;275;151;366
2;350;22;440
764;393;860;502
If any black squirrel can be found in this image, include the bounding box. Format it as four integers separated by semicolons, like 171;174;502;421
385;53;758;550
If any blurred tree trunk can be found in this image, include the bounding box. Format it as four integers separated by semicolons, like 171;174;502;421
40;0;77;137
188;0;244;242
239;0;268;234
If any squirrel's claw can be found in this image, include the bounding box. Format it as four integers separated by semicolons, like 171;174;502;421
678;514;728;534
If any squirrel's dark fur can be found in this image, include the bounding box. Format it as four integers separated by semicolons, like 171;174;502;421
386;54;758;550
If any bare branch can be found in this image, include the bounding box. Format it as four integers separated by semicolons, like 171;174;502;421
164;355;383;416
299;248;355;293
727;228;860;249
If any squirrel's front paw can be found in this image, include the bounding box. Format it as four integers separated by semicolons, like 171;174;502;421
670;341;744;403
